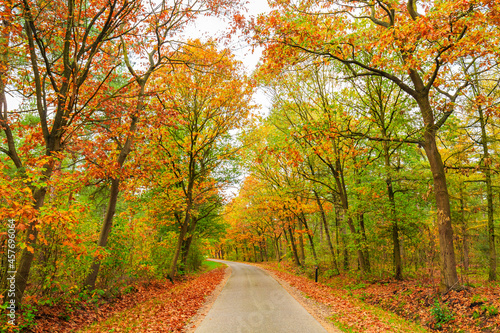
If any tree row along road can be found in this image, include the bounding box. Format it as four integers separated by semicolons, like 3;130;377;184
195;260;328;333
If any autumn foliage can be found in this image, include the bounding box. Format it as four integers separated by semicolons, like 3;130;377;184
1;0;500;332
1;0;251;330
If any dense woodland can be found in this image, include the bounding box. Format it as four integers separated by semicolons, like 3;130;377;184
1;0;500;331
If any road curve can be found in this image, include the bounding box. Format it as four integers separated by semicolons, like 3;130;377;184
195;260;328;333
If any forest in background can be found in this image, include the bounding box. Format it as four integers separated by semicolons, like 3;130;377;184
1;0;500;332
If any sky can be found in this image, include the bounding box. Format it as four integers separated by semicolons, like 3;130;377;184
183;0;271;72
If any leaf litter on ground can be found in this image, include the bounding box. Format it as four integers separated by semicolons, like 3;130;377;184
256;261;500;333
25;266;225;332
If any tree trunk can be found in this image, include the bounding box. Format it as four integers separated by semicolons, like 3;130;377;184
181;235;194;268
288;226;301;267
14;185;49;304
275;236;281;262
180;215;199;269
341;226;349;271
330;158;367;273
459;184;469;274
314;191;338;272
334;200;349;271
169;207;191;277
383;141;402;280
417;95;459;292
261;242;265;261
300;213;317;262
297;218;306;263
264;239;269;261
281;233;288;258
358;213;370;272
477;105;497;281
84;178;121;289
83;99;140;288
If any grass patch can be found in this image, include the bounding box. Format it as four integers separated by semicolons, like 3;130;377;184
202;259;225;271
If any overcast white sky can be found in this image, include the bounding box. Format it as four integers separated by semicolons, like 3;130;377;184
184;0;271;71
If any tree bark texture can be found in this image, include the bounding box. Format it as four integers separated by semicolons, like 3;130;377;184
417;94;459;291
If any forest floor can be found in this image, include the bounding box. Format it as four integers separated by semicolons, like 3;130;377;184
15;262;226;332
14;260;500;332
256;261;500;333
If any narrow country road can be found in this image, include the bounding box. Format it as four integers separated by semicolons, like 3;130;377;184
194;260;328;333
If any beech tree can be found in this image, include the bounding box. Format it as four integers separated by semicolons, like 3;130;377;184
458;60;499;281
344;75;419;279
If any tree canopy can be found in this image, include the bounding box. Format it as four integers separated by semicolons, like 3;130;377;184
1;0;500;330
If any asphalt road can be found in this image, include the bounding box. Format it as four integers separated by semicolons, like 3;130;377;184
195;260;328;333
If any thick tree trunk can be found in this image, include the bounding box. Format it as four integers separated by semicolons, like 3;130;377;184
169;207;191;277
14;185;49;304
181;235;193;268
423;136;458;291
180;215;199;269
417;95;458;292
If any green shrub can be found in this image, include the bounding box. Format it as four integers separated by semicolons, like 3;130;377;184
186;241;205;272
481;304;498;317
431;299;454;329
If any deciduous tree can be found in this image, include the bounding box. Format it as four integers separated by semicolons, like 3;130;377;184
253;0;495;291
